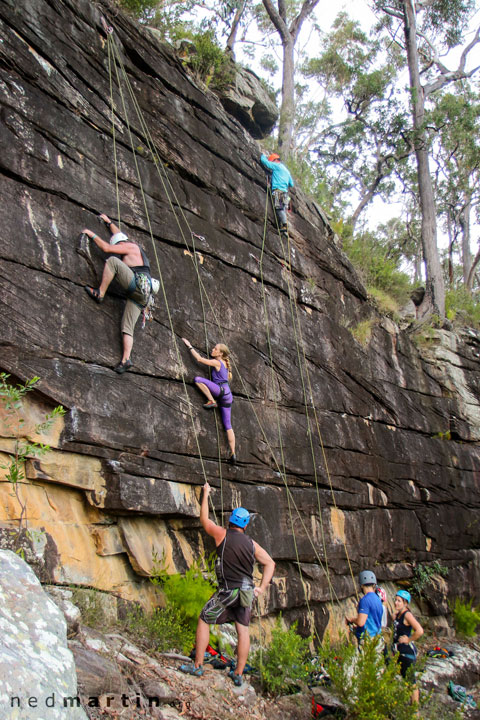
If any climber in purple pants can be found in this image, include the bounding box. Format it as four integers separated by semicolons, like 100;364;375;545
182;338;236;465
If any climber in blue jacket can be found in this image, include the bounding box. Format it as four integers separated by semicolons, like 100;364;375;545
260;153;294;237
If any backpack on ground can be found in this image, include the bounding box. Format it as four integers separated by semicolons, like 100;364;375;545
426;646;454;658
448;680;477;708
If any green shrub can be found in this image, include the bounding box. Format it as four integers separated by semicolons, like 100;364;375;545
367;286;400;317
350;318;374;346
451;598;480;637
410;561;448;599
118;0;158;20
319;635;417;720
126;605;193;653
343;233;413;307
173;29;234;88
253;616;312;695
445;287;480;329
70;588;113;629
151;555;216;637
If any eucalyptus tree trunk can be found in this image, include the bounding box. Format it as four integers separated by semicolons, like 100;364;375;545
226;0;246;57
459;197;472;286
350;176;383;231
262;0;320;161
403;0;445;319
278;36;295;157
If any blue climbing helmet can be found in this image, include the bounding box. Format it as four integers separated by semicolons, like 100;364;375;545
229;507;250;528
396;589;411;603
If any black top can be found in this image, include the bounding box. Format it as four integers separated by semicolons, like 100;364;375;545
131;246;151;275
393;610;414;656
215;529;255;590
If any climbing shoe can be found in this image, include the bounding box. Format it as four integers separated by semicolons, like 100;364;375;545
85;286;103;303
203;401;217;409
179;663;204;677
227;453;237;465
114;359;133;374
228;669;243;687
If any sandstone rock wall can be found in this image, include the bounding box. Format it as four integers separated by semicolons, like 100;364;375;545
1;0;480;635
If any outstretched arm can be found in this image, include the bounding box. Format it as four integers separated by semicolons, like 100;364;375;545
260;153;276;171
99;213;121;236
182;338;221;370
252;541;275;597
200;482;225;546
82;229;111;254
82;228;135;256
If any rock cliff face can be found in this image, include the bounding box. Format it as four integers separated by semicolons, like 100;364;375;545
1;0;480;636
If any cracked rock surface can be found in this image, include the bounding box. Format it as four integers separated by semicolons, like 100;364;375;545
0;0;479;634
0;550;88;719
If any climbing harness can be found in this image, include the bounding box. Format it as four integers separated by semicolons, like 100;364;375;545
216;381;232;408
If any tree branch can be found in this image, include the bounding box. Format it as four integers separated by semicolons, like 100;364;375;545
378;4;404;20
261;0;289;43
424;26;480;96
467;242;480;290
290;0;321;41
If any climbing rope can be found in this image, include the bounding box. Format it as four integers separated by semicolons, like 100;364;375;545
266;185;358;601
106;33;221;522
106;33;228;524
105;28;342;606
101;25;355;633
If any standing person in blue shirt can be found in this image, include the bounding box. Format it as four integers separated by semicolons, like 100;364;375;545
345;570;384;644
260;152;294;237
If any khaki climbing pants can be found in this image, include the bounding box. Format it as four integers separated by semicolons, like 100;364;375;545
106;256;143;336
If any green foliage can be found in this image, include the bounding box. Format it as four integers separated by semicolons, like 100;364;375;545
432;429;451;441
445;287;480;329
151;554;216;636
0;373;65;536
70;588;113;629
253;616;312;696
411;322;439;350
342;232;413;308
410;561;449;599
287;154;339;214
118;0;159;21
367;287;400;318
126;604;194;653
350;319;374;346
451;598;480;637
319;635;417;720
421;0;475;49
123;554;217;653
174;28;235;88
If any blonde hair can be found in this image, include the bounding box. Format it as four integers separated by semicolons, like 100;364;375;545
218;343;232;381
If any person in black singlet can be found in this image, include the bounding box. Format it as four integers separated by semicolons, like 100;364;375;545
392;589;424;706
180;482;275;686
82;213;153;373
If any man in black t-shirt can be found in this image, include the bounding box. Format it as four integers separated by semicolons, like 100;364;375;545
180;482;275;686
